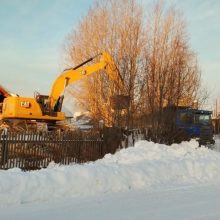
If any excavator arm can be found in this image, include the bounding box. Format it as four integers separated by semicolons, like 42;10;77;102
49;52;124;111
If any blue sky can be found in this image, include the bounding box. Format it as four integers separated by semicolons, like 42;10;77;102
0;0;92;96
172;0;220;105
0;0;219;108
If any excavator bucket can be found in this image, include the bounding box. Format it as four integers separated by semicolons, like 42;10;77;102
110;95;130;110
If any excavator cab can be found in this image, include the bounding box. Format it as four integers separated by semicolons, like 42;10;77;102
35;95;50;115
35;94;64;116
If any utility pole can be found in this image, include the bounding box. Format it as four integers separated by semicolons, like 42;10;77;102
216;99;218;117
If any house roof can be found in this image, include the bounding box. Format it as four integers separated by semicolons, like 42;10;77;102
0;85;14;97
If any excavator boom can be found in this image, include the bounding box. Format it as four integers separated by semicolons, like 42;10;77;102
49;52;123;111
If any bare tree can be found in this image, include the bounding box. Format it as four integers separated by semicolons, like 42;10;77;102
65;0;145;127
65;0;202;143
138;2;201;143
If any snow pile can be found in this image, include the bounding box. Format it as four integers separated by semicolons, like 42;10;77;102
0;140;220;206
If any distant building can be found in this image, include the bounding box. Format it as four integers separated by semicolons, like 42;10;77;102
212;116;220;134
0;85;13;102
0;85;14;115
62;106;73;123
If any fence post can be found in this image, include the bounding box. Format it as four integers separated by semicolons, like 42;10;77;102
1;128;8;165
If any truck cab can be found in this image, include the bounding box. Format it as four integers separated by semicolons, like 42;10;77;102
176;108;214;145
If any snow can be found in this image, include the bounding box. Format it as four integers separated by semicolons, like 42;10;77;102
0;139;220;219
1;184;220;220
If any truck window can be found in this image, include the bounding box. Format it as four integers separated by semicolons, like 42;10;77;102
179;112;193;124
195;114;211;125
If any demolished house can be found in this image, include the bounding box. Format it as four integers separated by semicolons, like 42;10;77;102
0;85;16;117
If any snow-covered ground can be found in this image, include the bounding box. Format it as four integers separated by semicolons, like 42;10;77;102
0;140;220;219
1;184;220;220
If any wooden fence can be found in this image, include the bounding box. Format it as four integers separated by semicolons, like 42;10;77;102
0;130;109;170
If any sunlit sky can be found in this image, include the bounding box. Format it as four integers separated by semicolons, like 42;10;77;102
0;0;219;110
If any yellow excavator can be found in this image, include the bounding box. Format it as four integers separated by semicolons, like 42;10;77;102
1;52;125;130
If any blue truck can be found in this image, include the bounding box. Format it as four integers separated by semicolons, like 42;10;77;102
175;107;214;146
